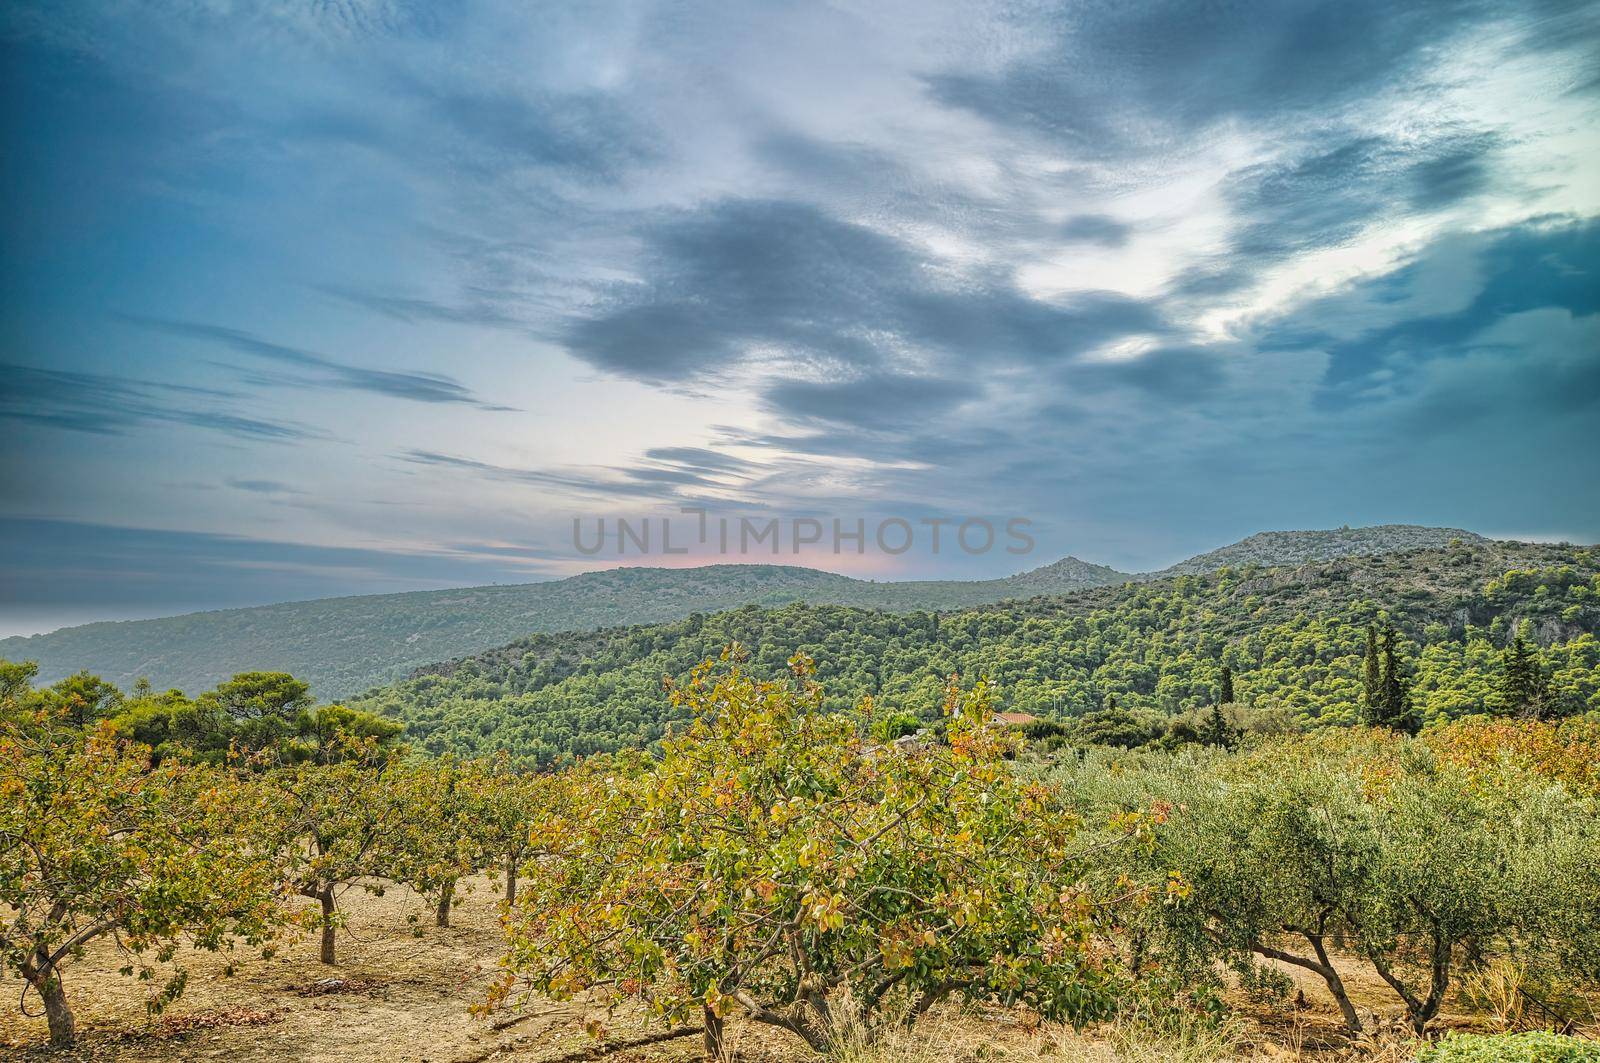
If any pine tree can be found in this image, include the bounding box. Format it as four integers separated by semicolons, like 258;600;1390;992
1218;664;1235;705
1361;624;1382;724
1499;632;1549;719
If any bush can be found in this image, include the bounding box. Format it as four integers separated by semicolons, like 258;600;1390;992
870;710;922;742
1417;1031;1600;1062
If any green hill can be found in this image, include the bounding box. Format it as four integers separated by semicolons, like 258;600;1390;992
348;540;1600;767
1142;524;1487;578
0;557;1126;698
0;524;1521;702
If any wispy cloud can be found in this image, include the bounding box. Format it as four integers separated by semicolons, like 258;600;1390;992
1;363;319;441
118;314;518;410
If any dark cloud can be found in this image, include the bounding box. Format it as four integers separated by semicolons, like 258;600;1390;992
1409;140;1498;209
0;516;552;618
119;315;516;409
1071;347;1226;401
763;373;973;428
642;447;761;474
1259;216;1600;400
1244;133;1498;248
930;0;1484;153
1173;131;1502;296
564;199;1166;382
0;364;317;441
1059;215;1132;247
398;449;703;502
315;285;530;330
401;79;655;180
227;478;303;494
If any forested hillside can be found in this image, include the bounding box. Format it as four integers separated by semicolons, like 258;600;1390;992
1141;524;1486;578
350;540;1600;766
0;525;1490;700
0;558;1126;698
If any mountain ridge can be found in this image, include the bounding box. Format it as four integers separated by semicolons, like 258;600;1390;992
1140;524;1488;579
351;538;1600;766
0;525;1534;698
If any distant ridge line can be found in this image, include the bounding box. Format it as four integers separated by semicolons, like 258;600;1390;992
0;525;1511;697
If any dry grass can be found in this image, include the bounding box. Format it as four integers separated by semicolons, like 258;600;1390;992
2;882;1588;1062
821;1008;1417;1063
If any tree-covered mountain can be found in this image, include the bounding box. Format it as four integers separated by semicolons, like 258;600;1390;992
1140;524;1486;578
0;524;1515;700
0;557;1125;698
348;539;1600;767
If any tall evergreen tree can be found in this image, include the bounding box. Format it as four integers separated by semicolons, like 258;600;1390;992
1376;626;1419;734
1202;701;1237;750
1361;624;1382;724
1498;632;1550;719
1218;664;1235;705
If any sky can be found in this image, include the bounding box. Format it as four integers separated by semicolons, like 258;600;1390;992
2;0;1599;636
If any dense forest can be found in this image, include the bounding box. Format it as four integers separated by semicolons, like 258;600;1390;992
347;540;1600;766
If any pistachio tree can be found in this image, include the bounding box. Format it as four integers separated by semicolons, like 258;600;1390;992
462;753;557;907
262;750;405;964
496;653;1122;1058
389;756;481;927
0;705;283;1046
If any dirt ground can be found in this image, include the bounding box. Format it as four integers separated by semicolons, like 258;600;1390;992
0;878;1555;1062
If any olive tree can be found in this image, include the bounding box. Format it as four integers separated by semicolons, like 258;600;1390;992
1135;730;1600;1036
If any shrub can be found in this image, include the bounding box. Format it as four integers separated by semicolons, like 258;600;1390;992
870;710;923;742
1417;1031;1600;1062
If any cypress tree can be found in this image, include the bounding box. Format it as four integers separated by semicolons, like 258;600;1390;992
1203;701;1236;750
1219;664;1235;705
1377;625;1419;734
1361;624;1382;724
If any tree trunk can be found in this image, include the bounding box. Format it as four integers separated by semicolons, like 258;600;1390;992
436;878;455;928
504;857;518;906
29;963;76;1048
319;888;338;964
703;1005;726;1061
1251;935;1364;1036
1308;933;1364;1036
1364;933;1451;1036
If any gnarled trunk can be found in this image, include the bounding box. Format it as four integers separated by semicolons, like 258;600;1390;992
703;1005;726;1061
319;888;338;964
504;856;518;906
26;961;76;1048
1251;933;1364;1035
435;878;455;927
1366;930;1452;1036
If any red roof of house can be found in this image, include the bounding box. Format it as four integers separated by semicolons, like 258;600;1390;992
994;712;1040;726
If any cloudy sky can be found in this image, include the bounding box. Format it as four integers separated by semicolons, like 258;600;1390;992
2;0;1598;634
